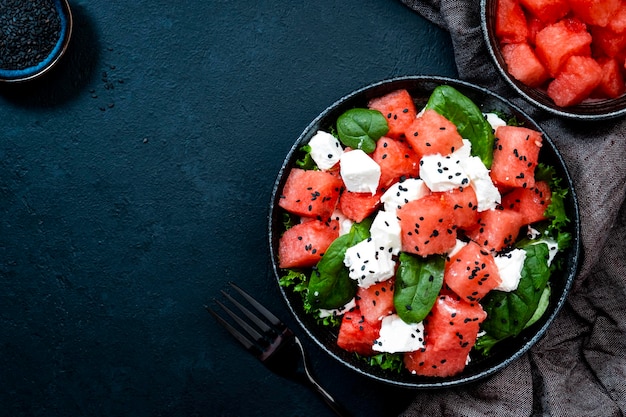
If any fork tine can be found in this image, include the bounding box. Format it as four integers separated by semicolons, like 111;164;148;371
228;281;283;328
221;290;273;334
205;304;256;352
213;299;266;344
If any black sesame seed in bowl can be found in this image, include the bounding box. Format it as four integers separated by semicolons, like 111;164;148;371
0;0;73;83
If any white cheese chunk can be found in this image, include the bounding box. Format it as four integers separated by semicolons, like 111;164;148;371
380;178;429;213
308;130;344;170
494;248;527;292
344;238;395;288
484;113;507;132
373;314;425;353
419;153;471;192
340;149;381;195
330;209;354;236
460;156;501;211
318;297;356;318
370;210;402;255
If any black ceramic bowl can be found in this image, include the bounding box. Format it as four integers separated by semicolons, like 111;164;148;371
0;0;73;83
268;76;581;388
480;0;626;120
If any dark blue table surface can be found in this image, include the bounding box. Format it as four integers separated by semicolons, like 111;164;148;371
0;1;456;416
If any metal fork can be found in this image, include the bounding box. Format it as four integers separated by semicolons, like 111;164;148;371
206;282;352;417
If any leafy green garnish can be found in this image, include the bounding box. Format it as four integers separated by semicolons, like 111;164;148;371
535;163;570;237
336;108;388;154
295;144;317;170
425;85;495;168
359;352;404;374
279;269;341;327
394;253;445;323
306;219;372;309
476;243;551;354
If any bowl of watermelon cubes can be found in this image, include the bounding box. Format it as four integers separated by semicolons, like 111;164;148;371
481;0;626;120
268;76;580;388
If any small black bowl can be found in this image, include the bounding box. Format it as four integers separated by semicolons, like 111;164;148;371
480;0;626;120
0;0;73;83
268;76;581;388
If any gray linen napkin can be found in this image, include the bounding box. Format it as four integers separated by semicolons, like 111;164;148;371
398;1;626;416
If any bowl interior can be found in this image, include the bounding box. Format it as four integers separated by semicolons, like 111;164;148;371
268;76;581;388
0;0;73;83
480;0;626;120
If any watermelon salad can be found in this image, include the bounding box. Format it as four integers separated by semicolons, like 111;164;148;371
495;0;626;107
275;85;571;378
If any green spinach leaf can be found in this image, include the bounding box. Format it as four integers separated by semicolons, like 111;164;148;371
306;219;372;309
336;108;388;154
425;85;495;168
479;243;551;341
394;253;445;324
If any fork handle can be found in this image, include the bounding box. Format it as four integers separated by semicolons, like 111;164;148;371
293;337;353;417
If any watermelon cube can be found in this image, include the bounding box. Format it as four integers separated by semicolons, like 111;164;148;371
368;89;418;139
496;0;529;43
467;208;525;252
608;4;626;33
546;55;603;107
501;181;552;224
595;57;626;99
518;0;570;24
591;25;626;58
403;294;486;377
436;186;479;230
338;190;382;222
279;168;343;219
444;240;502;302
278;220;339;268
534;18;592;77
501;42;549;87
337;307;381;356
491;125;543;190
397;194;457;257
371;136;420;192
356;279;395;323
404;109;465;160
527;15;546;45
568;0;621;27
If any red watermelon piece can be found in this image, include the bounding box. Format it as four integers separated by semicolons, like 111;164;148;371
279;168;343;219
591;25;626;58
496;0;529;43
403;294;486;377
368;89;418;139
371;137;420;192
519;0;570;24
436;186;479;230
546;55;603;107
356;279;395;323
278;219;339;268
595;57;626;99
338;190;382;222
608;4;626;33
534;18;592;77
491;125;543;190
444;241;502;303
404;109;465;160
501;42;549;88
466;208;525;252
568;0;621;27
397;194;457;257
501;180;552;224
337;307;381;356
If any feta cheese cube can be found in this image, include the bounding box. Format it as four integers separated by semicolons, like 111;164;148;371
380;178;429;213
330;209;354;236
308;130;343;170
460;156;501;211
370;210;402;255
344;238;395;288
494;248;527;292
340;149;381;195
484;113;507;131
373;314;425;353
419;153;471;192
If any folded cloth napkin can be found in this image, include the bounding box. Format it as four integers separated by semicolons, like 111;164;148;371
398;1;626;416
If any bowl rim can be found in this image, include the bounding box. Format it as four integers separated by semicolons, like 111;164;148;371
479;0;626;121
0;0;73;83
268;75;581;388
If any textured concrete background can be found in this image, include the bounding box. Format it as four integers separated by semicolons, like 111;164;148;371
0;1;455;416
